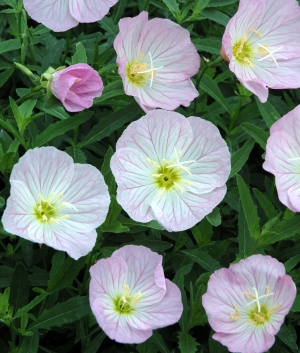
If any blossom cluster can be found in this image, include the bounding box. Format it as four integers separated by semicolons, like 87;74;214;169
2;0;300;350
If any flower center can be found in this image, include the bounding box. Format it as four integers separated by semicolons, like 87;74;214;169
126;52;163;88
232;30;282;68
114;284;143;315
33;193;76;224
147;148;196;196
230;285;280;327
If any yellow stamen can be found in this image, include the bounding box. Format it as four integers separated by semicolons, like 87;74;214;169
250;29;263;38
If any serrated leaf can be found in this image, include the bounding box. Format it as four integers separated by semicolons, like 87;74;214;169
162;0;180;15
178;332;199;353
27;296;90;330
14;293;47;319
229;138;255;179
47;256;86;293
32;111;92;147
236;174;260;237
253;188;278;220
181;249;221;272
241;122;269;150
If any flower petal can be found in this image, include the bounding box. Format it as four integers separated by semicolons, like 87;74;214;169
10;147;74;199
69;0;118;23
128;279;182;330
151;186;227;232
112;245;166;305
23;0;78;32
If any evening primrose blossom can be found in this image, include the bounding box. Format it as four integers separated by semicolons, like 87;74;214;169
202;255;296;353
114;11;200;112
2;147;110;260
89;245;183;343
110;110;230;231
221;0;300;103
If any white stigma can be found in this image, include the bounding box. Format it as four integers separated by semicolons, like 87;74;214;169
166;147;197;175
246;287;274;312
137;52;164;88
257;43;282;68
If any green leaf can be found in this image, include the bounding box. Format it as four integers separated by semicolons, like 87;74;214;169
193;38;221;55
178;333;199;353
0;196;5;208
236;174;260;237
14;293;48;319
206;207;221;226
0;266;13;288
256;97;280;128
72;42;87;64
0;68;14;88
84;332;106;353
21;240;33;267
0;38;20;54
202;8;230;26
77;103;141;148
229;138;255;179
120;218;164;230
32;111;93;147
162;0;180;15
129;240;173;252
148;331;170;353
9;262;29;314
200;74;230;114
98;17;118;36
290;294;300;312
181;249;221;272
18;330;39;353
93;80;124;105
102;221;129;233
241;122;269;150
238;201;255;257
208;330;228;353
284;254;300;272
47;256;86;293
9;96;22;131
253;188;278;220
259;216;300;246
65;146;86;163
27;296;90;331
44;95;61;110
277;323;298;350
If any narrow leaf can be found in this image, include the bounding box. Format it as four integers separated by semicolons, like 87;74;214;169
181;249;221;272
229;138;255;179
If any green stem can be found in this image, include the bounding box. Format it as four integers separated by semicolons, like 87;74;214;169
62;30;71;64
73;126;79;145
1;89;43;115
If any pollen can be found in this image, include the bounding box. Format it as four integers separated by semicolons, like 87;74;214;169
114;284;143;314
243;57;254;68
232;34;254;68
250;29;263;38
230;313;241;321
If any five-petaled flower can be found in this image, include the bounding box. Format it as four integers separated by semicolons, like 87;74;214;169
221;0;300;103
50;64;104;112
24;0;119;32
202;254;296;353
89;245;183;343
263;104;300;211
110;110;230;231
2;147;110;260
114;11;200;112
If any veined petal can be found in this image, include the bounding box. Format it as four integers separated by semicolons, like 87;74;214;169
69;0;118;23
111;147;157;223
10;147;74;199
112;245;166;305
23;0;78;32
128;279;182;330
151;186;227;232
116;110;192;163
60;163;110;230
213;326;275;353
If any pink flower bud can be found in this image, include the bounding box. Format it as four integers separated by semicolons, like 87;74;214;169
50;63;103;112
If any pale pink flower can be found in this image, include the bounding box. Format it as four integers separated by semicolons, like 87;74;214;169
50;64;103;112
23;0;119;32
263;104;300;211
114;11;200;112
202;255;296;353
2;147;110;260
89;245;182;344
221;0;300;103
110;110;230;231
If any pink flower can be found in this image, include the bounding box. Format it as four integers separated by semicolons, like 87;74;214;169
202;255;296;353
110;110;230;231
263;104;300;211
2;147;110;260
221;0;300;103
50;64;103;112
89;245;183;344
23;0;119;32
114;11;200;112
